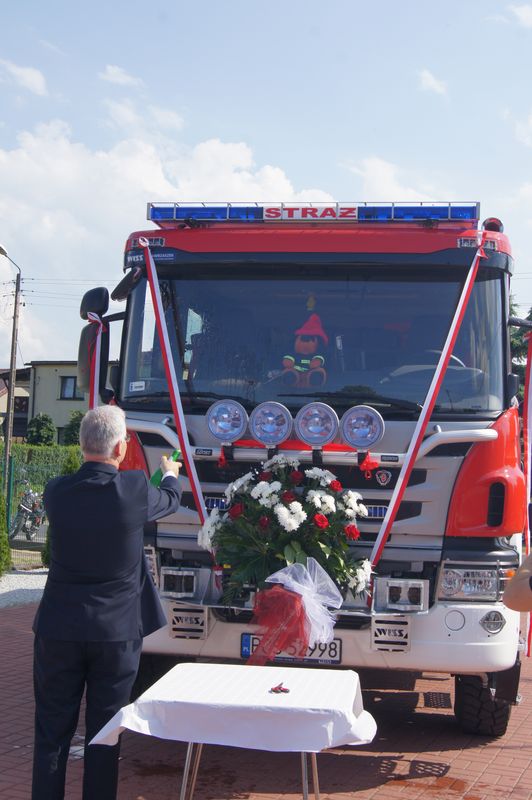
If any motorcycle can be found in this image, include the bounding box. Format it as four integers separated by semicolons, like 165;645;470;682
8;480;47;542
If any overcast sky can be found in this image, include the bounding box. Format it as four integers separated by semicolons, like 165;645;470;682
2;0;532;366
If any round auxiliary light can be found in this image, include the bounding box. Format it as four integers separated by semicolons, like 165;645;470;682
294;402;339;447
249;402;293;447
340;405;385;450
206;400;248;443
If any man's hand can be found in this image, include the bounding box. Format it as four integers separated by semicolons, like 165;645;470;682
160;455;182;478
503;551;532;611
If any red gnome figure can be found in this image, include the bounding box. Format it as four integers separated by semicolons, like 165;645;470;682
282;313;328;387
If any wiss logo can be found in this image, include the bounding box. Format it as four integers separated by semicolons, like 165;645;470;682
375;627;407;639
173;615;203;627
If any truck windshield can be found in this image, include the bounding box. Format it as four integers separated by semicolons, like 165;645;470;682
121;264;504;416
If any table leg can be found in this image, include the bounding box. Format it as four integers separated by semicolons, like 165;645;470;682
311;753;320;800
179;743;195;800
187;743;204;800
301;753;309;800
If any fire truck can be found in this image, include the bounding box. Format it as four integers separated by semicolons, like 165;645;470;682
78;202;527;737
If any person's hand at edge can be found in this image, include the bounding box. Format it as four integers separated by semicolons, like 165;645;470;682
503;551;532;611
160;456;182;479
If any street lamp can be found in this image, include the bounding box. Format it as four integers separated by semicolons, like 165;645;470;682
0;244;22;495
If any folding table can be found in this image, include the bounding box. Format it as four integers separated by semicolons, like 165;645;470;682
92;661;376;799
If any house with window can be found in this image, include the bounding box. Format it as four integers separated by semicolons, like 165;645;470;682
28;361;87;443
0;367;31;440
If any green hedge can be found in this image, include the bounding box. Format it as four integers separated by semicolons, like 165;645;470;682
0;492;10;576
1;443;82;494
10;443;82;472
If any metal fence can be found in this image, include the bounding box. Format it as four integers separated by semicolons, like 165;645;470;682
5;456;50;569
2;446;81;571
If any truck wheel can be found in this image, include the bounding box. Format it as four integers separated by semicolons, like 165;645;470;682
454;675;511;737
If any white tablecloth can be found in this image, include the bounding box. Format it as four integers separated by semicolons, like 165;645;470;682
91;662;376;753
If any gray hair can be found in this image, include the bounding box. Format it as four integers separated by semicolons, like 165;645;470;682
79;406;127;458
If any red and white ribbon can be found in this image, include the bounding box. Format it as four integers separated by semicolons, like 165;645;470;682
370;236;487;568
140;239;207;525
522;331;532;655
87;311;104;410
523;332;532;559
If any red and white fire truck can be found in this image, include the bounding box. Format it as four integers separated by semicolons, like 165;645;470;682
78;202;527;737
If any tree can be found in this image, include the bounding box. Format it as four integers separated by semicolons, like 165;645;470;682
63;411;84;446
26;413;56;446
510;296;532;400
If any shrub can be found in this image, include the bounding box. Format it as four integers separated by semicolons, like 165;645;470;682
0;492;11;576
42;446;82;568
27;414;56;446
63;411;84;446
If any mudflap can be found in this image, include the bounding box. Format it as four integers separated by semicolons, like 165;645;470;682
493;657;521;704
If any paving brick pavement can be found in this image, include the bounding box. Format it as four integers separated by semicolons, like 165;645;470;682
1;603;532;800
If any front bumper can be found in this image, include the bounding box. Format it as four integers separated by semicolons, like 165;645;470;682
143;598;520;675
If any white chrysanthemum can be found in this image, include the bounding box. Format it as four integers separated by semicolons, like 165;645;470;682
251;481;270;499
356;502;368;518
198;508;221;551
225;471;253;500
344;508;355;518
320;495;336;515
306;489;322;508
304;467;336;486
343;490;364;509
274;503;299;532
288;501;307;525
262;454;300;471
274;501;306;532
348;559;373;594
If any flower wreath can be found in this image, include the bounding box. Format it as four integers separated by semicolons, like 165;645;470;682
199;454;372;602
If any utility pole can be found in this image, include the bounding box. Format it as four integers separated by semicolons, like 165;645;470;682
1;245;22;495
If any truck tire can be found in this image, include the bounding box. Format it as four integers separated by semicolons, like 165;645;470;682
454;675;511;737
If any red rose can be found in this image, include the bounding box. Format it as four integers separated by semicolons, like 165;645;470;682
259;471;272;481
259;515;270;529
229;503;244;519
282;490;296;504
314;513;329;529
330;480;343;492
289;470;304;485
344;524;360;540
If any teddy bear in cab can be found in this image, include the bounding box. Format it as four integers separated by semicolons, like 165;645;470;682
282;313;328;387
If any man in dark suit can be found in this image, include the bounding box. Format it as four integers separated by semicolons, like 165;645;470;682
32;405;182;800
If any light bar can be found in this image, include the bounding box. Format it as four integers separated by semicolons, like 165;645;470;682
148;202;480;224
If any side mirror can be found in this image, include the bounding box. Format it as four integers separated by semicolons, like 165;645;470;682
80;287;109;320
77;320;111;402
111;267;144;302
507;373;520;398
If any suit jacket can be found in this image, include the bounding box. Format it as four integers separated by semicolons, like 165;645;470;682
33;462;181;642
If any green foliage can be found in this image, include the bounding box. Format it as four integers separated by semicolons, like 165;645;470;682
510;296;532;400
61;448;82;475
41;526;50;568
63;411;84;446
0;492;11;576
41;446;81;569
27;413;56;446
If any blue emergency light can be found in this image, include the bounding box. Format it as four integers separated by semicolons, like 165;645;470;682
147;202;480;224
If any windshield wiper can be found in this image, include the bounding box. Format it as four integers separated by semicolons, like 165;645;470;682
279;391;422;412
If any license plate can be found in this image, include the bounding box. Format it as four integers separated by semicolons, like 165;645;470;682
240;633;342;664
